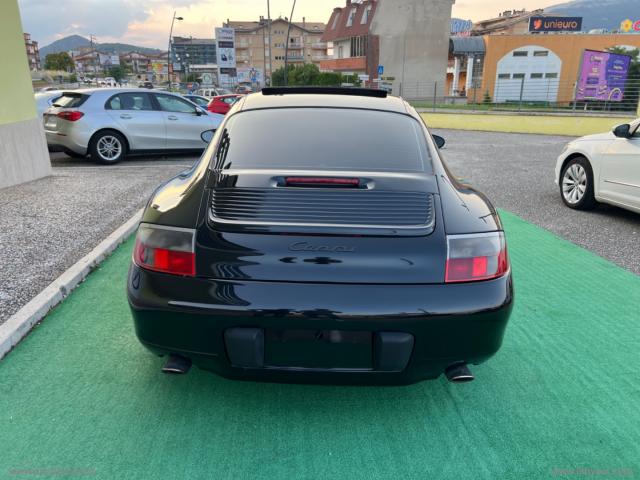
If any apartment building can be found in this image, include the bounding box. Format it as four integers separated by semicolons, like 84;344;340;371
322;0;454;98
24;33;40;71
170;37;217;75
224;17;327;82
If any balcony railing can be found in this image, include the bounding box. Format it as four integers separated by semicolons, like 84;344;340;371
312;42;328;49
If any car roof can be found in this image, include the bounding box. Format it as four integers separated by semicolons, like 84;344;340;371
60;88;184;96
239;91;408;114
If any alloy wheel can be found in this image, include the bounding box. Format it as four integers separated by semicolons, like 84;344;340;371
97;135;122;161
562;163;587;205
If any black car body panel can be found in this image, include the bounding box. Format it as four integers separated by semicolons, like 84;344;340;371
128;89;514;385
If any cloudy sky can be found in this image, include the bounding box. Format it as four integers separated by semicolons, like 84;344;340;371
18;0;561;48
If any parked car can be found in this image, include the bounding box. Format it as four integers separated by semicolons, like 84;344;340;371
235;84;253;94
183;94;211;108
207;94;243;115
127;87;514;385
35;91;63;117
139;82;154;89
196;87;232;99
43;88;224;164
556;119;640;213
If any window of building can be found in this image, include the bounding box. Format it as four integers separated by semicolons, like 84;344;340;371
332;14;340;30
346;7;357;27
530;73;544;79
350;35;368;57
512;73;526;79
362;5;372;24
513;51;528;57
533;50;549;57
497;74;511;79
545;73;558;79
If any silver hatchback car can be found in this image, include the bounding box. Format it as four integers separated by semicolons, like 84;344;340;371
44;88;225;164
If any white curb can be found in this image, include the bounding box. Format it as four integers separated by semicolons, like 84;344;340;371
0;209;143;360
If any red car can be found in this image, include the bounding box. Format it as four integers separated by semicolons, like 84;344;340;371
207;94;243;115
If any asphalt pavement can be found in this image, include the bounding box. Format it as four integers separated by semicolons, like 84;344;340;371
433;129;640;276
1;132;638;325
0;152;199;325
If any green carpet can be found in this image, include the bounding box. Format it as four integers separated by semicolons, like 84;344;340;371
1;211;639;480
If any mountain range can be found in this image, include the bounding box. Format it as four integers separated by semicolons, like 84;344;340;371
545;0;632;32
39;35;162;60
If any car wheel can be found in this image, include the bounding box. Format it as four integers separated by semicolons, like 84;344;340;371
90;131;126;165
560;156;597;210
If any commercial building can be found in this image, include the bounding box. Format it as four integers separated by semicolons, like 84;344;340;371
24;33;40;71
1;0;50;189
321;0;455;99
476;34;640;106
224;17;327;83
170;37;217;77
472;10;545;36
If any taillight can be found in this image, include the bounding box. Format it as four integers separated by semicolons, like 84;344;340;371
57;111;84;121
133;224;195;277
445;232;509;283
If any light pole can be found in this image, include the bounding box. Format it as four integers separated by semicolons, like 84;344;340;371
168;11;183;89
283;0;297;86
267;0;272;84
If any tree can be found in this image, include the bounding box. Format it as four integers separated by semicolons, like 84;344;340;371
108;65;128;82
44;52;75;72
271;64;356;87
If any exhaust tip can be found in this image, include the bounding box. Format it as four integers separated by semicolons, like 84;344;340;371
162;354;192;375
445;363;474;383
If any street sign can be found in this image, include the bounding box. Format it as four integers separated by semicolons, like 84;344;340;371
378;65;384;75
358;74;370;81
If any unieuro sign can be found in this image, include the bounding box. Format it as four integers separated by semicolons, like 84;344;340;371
529;16;582;32
620;19;640;33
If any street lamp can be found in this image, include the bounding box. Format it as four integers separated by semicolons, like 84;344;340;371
168;12;184;89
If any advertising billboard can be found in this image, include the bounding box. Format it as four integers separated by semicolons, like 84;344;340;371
576;49;631;102
237;67;263;85
529;16;582;33
215;27;236;69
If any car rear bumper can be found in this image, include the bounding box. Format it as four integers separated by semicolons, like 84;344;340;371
45;131;88;155
127;265;514;385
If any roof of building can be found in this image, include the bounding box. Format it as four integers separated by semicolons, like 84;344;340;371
172;37;217;45
225;18;326;34
472;9;545;35
450;36;485;55
239;89;408;114
322;0;377;43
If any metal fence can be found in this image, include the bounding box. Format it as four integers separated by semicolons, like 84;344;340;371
400;78;640;115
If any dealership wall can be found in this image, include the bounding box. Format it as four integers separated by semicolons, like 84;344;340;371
0;0;50;189
480;34;640;105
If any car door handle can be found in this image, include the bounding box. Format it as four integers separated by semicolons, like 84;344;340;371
168;115;179;121
120;114;132;119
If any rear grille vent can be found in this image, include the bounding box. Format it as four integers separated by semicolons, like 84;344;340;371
209;188;435;231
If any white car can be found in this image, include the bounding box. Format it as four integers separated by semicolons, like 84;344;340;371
44;88;224;164
35;90;63;117
555;119;640;213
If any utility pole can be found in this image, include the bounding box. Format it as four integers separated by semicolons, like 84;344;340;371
89;35;97;79
283;0;297;86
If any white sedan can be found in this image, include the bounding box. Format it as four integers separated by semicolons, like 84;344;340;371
555;119;640;213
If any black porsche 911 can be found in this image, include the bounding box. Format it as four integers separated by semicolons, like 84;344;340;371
127;87;513;385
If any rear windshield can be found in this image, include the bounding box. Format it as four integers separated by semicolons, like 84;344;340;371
52;93;89;108
212;108;432;173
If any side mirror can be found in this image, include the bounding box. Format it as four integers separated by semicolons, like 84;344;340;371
201;130;215;144
432;135;446;149
613;124;631;138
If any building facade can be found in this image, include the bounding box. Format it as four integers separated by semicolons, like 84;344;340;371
477;34;640;106
225;17;327;83
170;37;217;78
472;10;545;36
24;33;40;71
321;0;454;99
